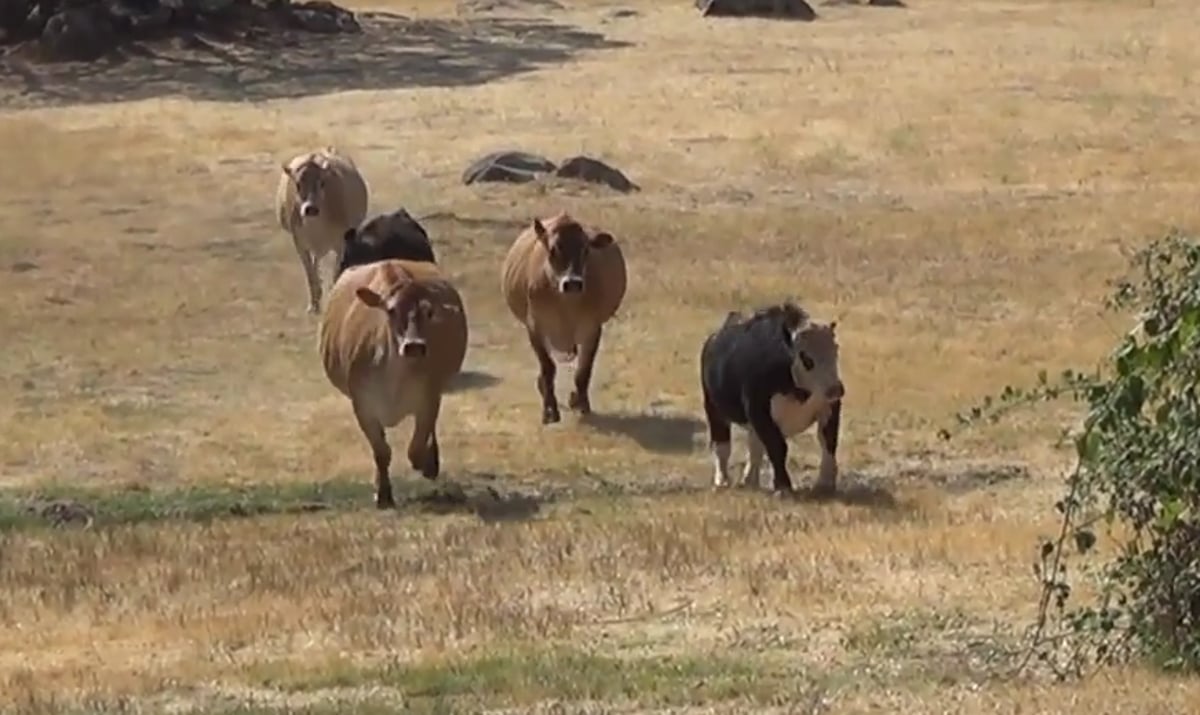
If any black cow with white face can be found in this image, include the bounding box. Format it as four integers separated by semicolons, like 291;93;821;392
336;208;436;280
699;302;845;495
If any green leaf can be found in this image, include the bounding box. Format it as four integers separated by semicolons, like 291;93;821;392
1075;430;1101;463
1073;529;1097;554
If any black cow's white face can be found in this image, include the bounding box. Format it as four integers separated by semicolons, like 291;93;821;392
532;217;613;295
787;321;844;403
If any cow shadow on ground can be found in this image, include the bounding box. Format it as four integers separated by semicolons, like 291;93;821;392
445;369;503;394
579;411;706;455
393;475;549;523
1;12;632;107
730;471;900;510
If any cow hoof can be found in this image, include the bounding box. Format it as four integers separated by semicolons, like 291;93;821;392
421;450;440;480
772;484;796;499
567;391;591;414
375;492;396;509
542;407;561;424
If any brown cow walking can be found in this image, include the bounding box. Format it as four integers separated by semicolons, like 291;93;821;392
500;211;627;424
319;259;468;508
276;147;369;314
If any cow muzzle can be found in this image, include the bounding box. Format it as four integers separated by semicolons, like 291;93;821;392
300;202;320;218
399;339;428;358
558;275;585;294
825;382;845;402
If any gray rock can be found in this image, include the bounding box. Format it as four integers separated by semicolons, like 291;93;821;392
39;6;118;61
696;0;817;20
554;155;639;194
462;150;557;186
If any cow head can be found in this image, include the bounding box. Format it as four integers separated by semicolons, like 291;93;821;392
782;307;844;403
282;153;332;221
354;273;458;359
532;215;614;295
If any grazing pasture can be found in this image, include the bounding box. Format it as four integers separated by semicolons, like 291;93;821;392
3;0;1200;712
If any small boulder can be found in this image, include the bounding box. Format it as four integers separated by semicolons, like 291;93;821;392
462;150;557;186
696;0;817;20
289;0;360;33
554;155;639;194
39;6;118;62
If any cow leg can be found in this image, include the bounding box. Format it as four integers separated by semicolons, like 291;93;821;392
744;393;793;494
408;390;442;480
814;401;842;496
291;234;323;314
702;387;732;488
352;399;394;508
742;430;764;488
568;325;602;415
527;328;561;424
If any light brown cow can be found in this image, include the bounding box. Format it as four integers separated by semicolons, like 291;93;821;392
276;147;369;314
319;259;468;508
500;211;627;424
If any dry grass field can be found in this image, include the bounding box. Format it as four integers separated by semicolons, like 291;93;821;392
3;0;1200;711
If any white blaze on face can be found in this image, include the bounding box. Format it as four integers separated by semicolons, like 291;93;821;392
396;306;427;357
557;270;585;293
788;324;844;402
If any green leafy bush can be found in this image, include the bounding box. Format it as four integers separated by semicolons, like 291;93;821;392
944;230;1200;676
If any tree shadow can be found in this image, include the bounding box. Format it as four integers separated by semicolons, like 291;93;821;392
1;12;633;107
445;368;503;394
579;410;705;455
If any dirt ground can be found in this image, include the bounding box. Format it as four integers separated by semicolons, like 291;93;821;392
3;0;1200;712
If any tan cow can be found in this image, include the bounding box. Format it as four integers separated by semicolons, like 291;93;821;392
500;211;627;424
276;147;369;314
319;259;468;508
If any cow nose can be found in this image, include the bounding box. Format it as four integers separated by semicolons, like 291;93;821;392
301;203;319;218
826;382;845;401
559;277;584;293
400;341;427;358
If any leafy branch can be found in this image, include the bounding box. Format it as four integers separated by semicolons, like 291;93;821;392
942;229;1200;677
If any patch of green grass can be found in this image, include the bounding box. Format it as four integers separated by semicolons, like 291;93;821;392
0;479;376;531
245;647;822;711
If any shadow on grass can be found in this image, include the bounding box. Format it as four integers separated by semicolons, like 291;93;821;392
0;473;550;531
1;13;633;107
445;368;503;394
579;410;705;455
247;646;830;710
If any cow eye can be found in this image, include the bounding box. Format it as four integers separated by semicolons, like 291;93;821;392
798;352;815;371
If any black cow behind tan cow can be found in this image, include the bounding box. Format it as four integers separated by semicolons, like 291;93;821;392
318;259;468;508
500;211;628;425
276;147;369;314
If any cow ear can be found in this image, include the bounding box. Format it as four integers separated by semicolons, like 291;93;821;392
829;320;838;333
532;219;549;245
281;160;292;177
355;287;386;309
343;227;356;244
590;232;614;249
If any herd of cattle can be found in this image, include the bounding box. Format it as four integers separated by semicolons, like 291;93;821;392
275;147;847;508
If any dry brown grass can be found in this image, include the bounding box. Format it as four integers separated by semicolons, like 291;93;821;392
3;0;1200;711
